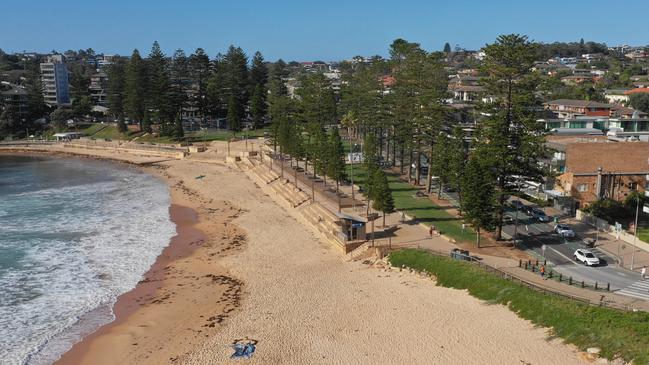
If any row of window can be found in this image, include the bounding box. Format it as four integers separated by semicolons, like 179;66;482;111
576;181;644;192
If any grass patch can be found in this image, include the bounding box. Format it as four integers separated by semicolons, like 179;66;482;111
389;248;649;364
637;227;649;244
186;128;270;142
80;123;108;136
346;165;474;243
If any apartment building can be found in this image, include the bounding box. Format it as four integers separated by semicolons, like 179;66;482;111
40;55;70;106
545;136;649;208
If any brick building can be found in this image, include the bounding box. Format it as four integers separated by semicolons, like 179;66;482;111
546;136;649;209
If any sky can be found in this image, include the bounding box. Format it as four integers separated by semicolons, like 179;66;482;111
1;0;648;61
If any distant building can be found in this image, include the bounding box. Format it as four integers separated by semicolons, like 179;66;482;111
604;89;630;104
40;55;70;106
544;99;614;119
89;71;108;107
1;86;29;121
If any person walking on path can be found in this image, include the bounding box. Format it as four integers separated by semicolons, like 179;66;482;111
642;266;646;280
540;264;546;280
429;226;434;238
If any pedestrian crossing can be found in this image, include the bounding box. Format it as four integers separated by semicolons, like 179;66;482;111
617;279;649;300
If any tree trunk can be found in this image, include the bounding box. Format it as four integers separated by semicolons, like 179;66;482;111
438;181;443;200
379;128;384;161
399;146;404;174
425;141;434;194
415;139;421;186
386;130;391;165
407;148;413;183
382;212;386;227
494;178;507;240
392;137;397;167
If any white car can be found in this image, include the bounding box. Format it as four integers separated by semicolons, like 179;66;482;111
574;249;600;266
554;224;575;238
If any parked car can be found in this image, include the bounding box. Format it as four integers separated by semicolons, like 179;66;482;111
574;249;600;266
554;224;576;238
531;208;551;222
503;215;515;224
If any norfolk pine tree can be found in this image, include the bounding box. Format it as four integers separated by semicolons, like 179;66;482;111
371;168;395;227
326;128;347;192
124;49;147;131
473;34;547;240
461;158;497;248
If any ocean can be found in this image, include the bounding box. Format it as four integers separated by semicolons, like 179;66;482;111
0;155;176;365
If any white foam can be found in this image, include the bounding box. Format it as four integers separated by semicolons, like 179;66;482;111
0;160;176;365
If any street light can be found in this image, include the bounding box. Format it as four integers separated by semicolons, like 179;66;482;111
631;193;640;270
513;178;522;244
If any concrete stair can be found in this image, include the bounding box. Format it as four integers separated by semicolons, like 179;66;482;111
269;179;310;208
300;202;344;249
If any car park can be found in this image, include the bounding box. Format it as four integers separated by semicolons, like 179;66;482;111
554;224;576;238
573;249;600;266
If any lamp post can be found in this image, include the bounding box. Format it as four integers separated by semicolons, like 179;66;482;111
513;178;521;245
632;193;640;270
350;141;356;211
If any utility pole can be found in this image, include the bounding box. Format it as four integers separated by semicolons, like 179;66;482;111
350;140;355;210
513;179;521;245
632;194;639;270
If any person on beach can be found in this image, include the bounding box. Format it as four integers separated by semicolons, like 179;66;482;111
642;266;646;280
540;265;546;279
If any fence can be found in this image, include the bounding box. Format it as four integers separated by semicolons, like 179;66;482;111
391;246;636;312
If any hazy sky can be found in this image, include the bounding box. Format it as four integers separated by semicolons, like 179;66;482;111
1;0;647;61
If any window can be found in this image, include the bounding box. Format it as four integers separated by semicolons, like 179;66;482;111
629;182;638;190
577;184;588;192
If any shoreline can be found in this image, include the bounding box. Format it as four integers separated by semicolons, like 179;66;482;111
0;149;243;364
54;203;204;365
3;145;595;364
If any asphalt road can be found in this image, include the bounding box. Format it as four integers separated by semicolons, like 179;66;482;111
500;207;647;297
399;167;649;300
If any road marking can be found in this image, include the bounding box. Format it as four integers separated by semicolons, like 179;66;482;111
546;246;576;265
618;280;649;300
616;272;628;277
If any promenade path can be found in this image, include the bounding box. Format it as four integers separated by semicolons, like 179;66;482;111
254;147;649;311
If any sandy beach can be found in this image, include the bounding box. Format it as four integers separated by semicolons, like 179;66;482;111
3;143;592;365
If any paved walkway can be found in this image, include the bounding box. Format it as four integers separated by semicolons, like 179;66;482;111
250;147;649;311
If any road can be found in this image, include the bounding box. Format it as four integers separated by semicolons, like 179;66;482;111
500;206;649;299
393;165;649;301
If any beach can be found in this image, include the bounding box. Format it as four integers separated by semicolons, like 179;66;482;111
4;143;591;365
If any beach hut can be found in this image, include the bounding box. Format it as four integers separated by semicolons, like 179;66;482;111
336;211;367;242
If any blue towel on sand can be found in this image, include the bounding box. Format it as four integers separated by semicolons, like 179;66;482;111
230;343;256;359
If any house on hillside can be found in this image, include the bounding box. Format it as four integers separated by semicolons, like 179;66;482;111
544;99;614;119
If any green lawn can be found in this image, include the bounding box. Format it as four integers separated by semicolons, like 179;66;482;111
636;227;649;244
346;165;474;243
186;128;270;142
389;249;649;364
81;123;109;136
90;126;129;140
